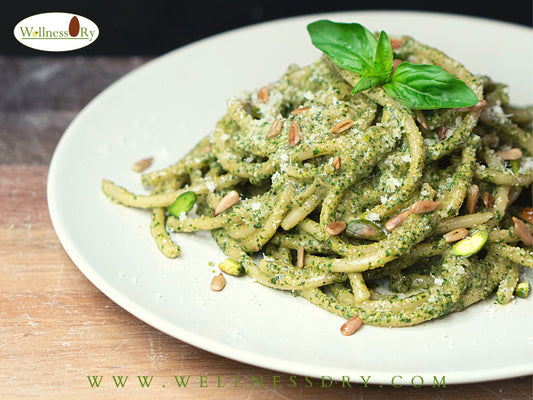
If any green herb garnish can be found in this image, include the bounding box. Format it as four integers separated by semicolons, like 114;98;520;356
307;20;479;110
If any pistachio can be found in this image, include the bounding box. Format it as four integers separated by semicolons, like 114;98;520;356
219;258;244;276
346;219;385;240
510;159;520;174
168;191;197;218
451;229;488;257
515;281;529;298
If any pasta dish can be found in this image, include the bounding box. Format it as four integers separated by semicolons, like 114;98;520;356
102;21;532;333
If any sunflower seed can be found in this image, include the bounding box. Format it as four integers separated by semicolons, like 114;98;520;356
131;157;153;172
325;221;347;235
330;118;354;134
213;190;240;216
340;316;363;336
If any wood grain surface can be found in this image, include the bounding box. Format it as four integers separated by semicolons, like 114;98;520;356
0;57;531;399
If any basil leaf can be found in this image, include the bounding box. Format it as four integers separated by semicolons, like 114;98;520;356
374;30;393;76
384;62;478;109
307;20;377;74
352;74;383;94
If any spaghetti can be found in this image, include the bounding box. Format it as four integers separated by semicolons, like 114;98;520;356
103;31;533;330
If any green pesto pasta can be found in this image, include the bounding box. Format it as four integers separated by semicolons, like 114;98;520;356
102;30;533;330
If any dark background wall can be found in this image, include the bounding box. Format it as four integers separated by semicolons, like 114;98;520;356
3;0;532;56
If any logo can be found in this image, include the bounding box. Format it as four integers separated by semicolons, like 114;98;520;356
14;12;99;52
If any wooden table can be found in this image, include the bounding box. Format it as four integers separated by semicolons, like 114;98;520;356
1;56;531;399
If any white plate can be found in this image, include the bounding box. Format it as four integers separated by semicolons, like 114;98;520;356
48;11;533;385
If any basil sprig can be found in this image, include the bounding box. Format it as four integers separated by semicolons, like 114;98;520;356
307;20;478;110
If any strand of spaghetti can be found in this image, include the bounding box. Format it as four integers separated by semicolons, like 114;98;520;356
264;243;292;264
488;227;530;244
475;165;533;186
337;183;383;219
101;174;244;208
150;208;181;258
427;114;481;161
212;116;277;182
270;230;335;254
347;272;370;302
213;142;276;182
167;215;226;232
237;183;296;252
188;168;203;185
150;175;188;195
216;192;276;239
320;183;349;234
436;143;476;219
257;257;347;289
225;225;262;240
329;283;357;306
485;185;511;229
487;243;533;269
495;263;520;304
281;186;325;230
391;272;435;292
436;212;494;234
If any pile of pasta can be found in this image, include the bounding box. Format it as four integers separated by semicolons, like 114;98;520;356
103;36;533;329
